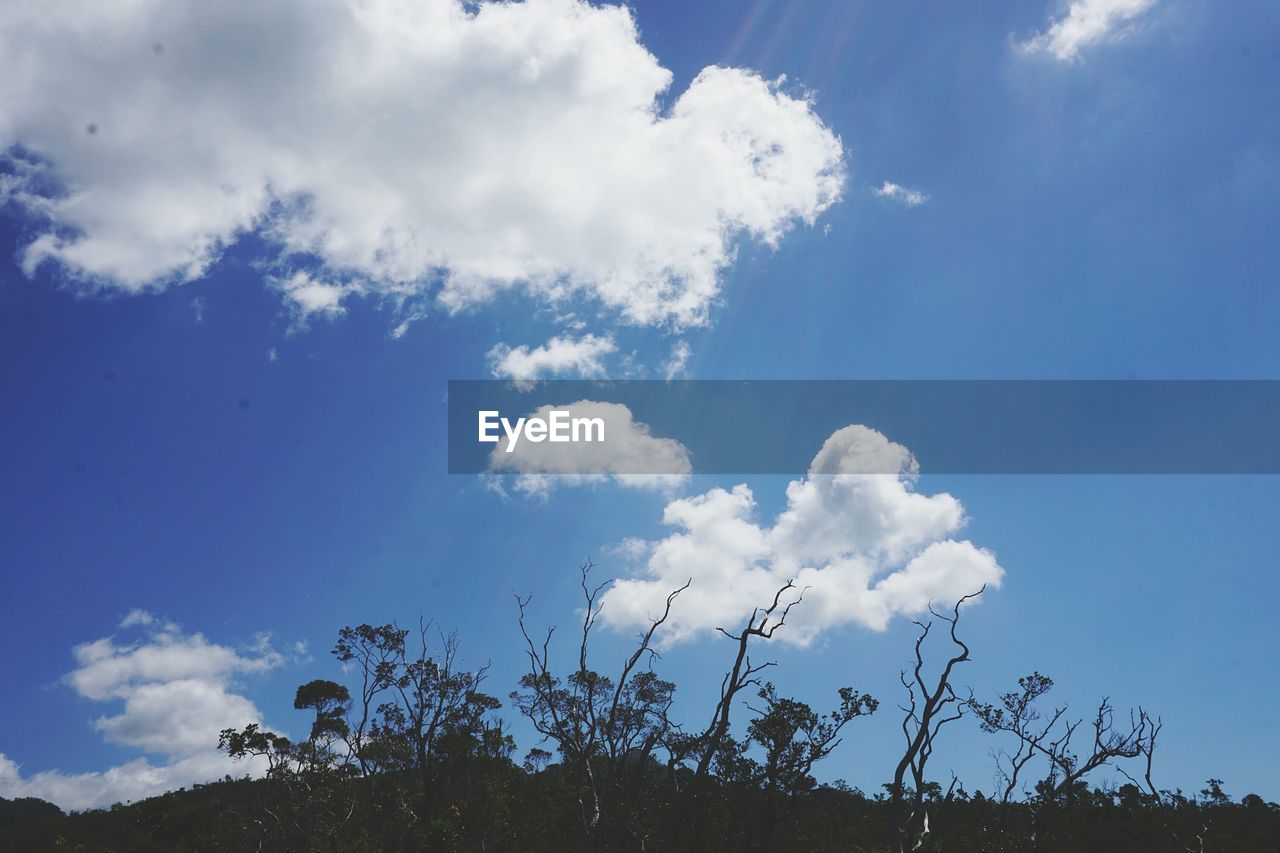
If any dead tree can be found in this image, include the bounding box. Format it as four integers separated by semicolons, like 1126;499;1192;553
1137;724;1222;853
512;561;688;852
1041;699;1157;801
890;587;985;853
1123;716;1211;853
693;579;805;780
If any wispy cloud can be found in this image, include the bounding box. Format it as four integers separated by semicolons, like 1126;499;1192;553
662;340;692;380
873;181;928;207
1020;0;1159;62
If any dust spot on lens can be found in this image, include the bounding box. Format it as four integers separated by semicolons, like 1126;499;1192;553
85;123;98;135
238;398;251;411
103;369;115;381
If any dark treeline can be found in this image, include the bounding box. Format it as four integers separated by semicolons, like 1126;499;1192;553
4;565;1278;852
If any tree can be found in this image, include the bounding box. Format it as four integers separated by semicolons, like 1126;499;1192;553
217;715;360;848
512;561;687;852
331;622;401;779
693;580;805;780
971;669;1161;851
889;587;984;853
746;681;877;841
292;679;353;774
340;619;501;828
971;674;1159;805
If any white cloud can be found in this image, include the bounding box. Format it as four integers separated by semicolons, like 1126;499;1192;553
873;181;928;207
606;536;653;561
93;679;263;756
390;307;428;340
0;616;280;811
485;399;691;496
67;623;281;704
274;272;356;320
488;334;617;380
0;751;268;815
0;0;844;328
118;609;155;629
1020;0;1158;62
662;340;692;380
598;425;1004;645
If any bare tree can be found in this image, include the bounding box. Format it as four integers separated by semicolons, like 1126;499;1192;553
693;579;805;780
890;586;985;853
1122;716;1212;853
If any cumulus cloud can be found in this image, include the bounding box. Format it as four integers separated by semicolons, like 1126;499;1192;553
599;425;1004;645
488;334;617;381
0;0;844;328
485;399;691;496
0;613;279;810
273;271;361;323
873;181;928;207
1020;0;1158;61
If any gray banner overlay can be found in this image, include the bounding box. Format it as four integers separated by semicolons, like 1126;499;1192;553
448;380;1280;475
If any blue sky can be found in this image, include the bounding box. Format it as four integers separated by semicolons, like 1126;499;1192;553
1;0;1279;810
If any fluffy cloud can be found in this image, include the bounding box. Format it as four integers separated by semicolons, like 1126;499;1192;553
1020;0;1158;62
274;271;364;323
486;399;691;496
0;0;844;328
873;181;928;207
488;334;617;380
0;613;279;811
599;426;1004;645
